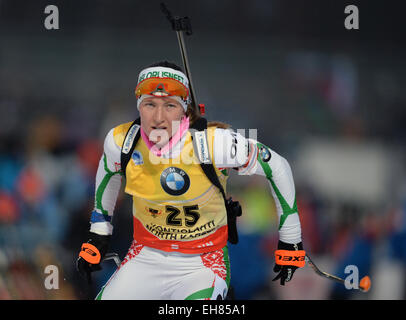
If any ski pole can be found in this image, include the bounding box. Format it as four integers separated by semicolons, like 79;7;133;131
102;252;121;268
305;254;371;292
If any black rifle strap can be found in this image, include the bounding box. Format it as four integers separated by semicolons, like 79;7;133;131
190;117;227;202
120;117;141;178
191;118;241;246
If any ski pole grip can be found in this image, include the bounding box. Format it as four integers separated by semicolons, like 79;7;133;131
275;250;306;268
79;243;101;264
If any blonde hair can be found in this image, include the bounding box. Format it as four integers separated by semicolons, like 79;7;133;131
186;104;230;129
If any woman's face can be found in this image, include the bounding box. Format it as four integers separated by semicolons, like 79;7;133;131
139;96;185;146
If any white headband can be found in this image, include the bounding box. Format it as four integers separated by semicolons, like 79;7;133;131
136;66;190;111
137;66;189;88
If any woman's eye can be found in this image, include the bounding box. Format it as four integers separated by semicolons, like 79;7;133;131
166;104;176;108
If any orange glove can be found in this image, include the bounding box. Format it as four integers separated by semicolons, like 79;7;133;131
273;240;305;285
76;232;111;285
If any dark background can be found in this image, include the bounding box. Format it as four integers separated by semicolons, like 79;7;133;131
0;0;405;300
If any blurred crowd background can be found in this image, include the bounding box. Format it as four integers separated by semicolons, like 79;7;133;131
0;0;405;300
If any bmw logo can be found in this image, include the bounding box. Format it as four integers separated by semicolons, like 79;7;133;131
259;146;271;162
160;167;190;196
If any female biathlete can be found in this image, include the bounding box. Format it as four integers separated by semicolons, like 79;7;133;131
76;61;306;300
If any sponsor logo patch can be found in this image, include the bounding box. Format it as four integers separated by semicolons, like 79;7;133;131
122;124;140;154
194;131;210;164
259;145;271;162
145;207;162;218
160;167;190;196
132;150;144;165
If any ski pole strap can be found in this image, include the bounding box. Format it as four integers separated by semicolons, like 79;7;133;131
275;250;306;268
79;243;101;264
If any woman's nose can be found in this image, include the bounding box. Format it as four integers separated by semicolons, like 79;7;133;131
153;105;164;122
